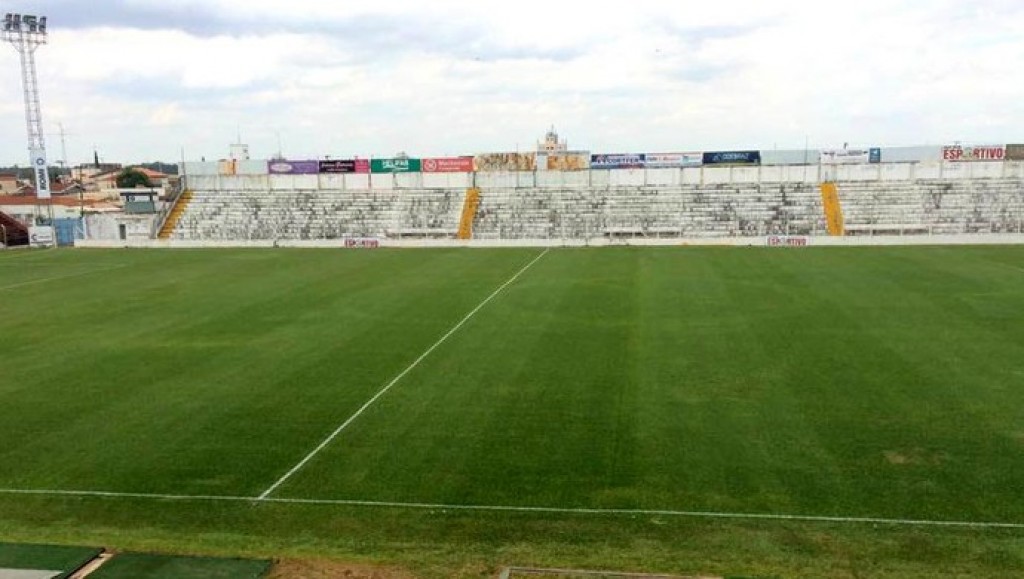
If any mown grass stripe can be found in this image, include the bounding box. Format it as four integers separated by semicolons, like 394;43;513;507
0;264;127;291
256;248;550;499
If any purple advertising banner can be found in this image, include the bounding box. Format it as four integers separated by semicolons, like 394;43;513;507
268;160;320;174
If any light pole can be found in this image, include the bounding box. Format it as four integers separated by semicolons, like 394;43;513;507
3;12;54;246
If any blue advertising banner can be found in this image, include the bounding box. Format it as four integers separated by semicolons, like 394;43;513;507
590;153;645;169
869;148;881;163
702;151;761;166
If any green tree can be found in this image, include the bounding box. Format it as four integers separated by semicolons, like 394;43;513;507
115;168;153;189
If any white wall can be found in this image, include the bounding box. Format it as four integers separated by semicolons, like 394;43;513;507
422;173;472;188
76;232;1024;250
83;213;158;241
178;161;1024;193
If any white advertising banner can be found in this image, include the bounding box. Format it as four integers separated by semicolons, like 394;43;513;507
28;225;55;247
942;145;1006;161
820;149;871;164
766;235;810;247
30;148;50;199
644;152;703;167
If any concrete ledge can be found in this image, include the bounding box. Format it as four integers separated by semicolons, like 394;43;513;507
75;234;1024;250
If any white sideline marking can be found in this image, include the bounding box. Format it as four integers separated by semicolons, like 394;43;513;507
0;488;1022;529
0;264;127;291
0;247;57;261
257;248;551;499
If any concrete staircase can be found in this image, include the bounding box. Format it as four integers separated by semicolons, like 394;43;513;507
0;211;29;246
157;190;193;239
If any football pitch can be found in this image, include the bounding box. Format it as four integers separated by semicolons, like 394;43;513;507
1;245;1024;577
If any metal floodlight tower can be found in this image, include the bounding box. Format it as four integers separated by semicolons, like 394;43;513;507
3;12;54;238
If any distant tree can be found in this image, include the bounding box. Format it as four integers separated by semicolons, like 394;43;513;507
116;168;153;189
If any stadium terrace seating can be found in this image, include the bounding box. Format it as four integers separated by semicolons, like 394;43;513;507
168;176;1024;241
841;179;1024;235
173;188;462;240
471;183;824;239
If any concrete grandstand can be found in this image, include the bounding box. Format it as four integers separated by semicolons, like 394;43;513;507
80;141;1024;247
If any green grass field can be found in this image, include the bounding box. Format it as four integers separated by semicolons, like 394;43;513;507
1;246;1024;577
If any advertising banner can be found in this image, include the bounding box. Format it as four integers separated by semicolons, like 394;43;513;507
218;159;237;175
344;237;380;249
942;145;1005;161
474;153;536;172
30;148;50;199
422;157;475;173
590;154;645;170
319;159;370;173
1004;144;1024;161
766;235;810;247
371;158;422;173
28;225;54;247
644;152;703;168
820;148;872;164
268;160;320;174
702;151;761;166
546;153;590;171
869;148;882;163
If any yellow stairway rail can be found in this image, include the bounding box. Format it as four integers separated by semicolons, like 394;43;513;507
457;187;481;240
157;189;194;239
819;182;845;236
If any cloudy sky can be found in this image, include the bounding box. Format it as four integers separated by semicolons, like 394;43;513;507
1;0;1022;166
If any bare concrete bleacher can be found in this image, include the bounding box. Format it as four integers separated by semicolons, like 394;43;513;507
168;161;1024;243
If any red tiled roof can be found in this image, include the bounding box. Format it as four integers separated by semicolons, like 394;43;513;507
0;195;100;207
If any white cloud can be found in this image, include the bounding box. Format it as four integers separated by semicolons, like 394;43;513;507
0;0;1022;165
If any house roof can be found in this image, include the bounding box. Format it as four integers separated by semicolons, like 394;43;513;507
0;194;100;207
15;182;79;195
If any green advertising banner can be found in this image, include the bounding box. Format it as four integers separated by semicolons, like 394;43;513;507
370;158;422;173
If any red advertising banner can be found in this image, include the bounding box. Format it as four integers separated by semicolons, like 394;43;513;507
422;157;474;173
344;238;380;248
942;145;1005;161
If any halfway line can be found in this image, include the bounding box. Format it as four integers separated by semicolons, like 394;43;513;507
0;264;128;291
1;488;1022;530
257;248;551;499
